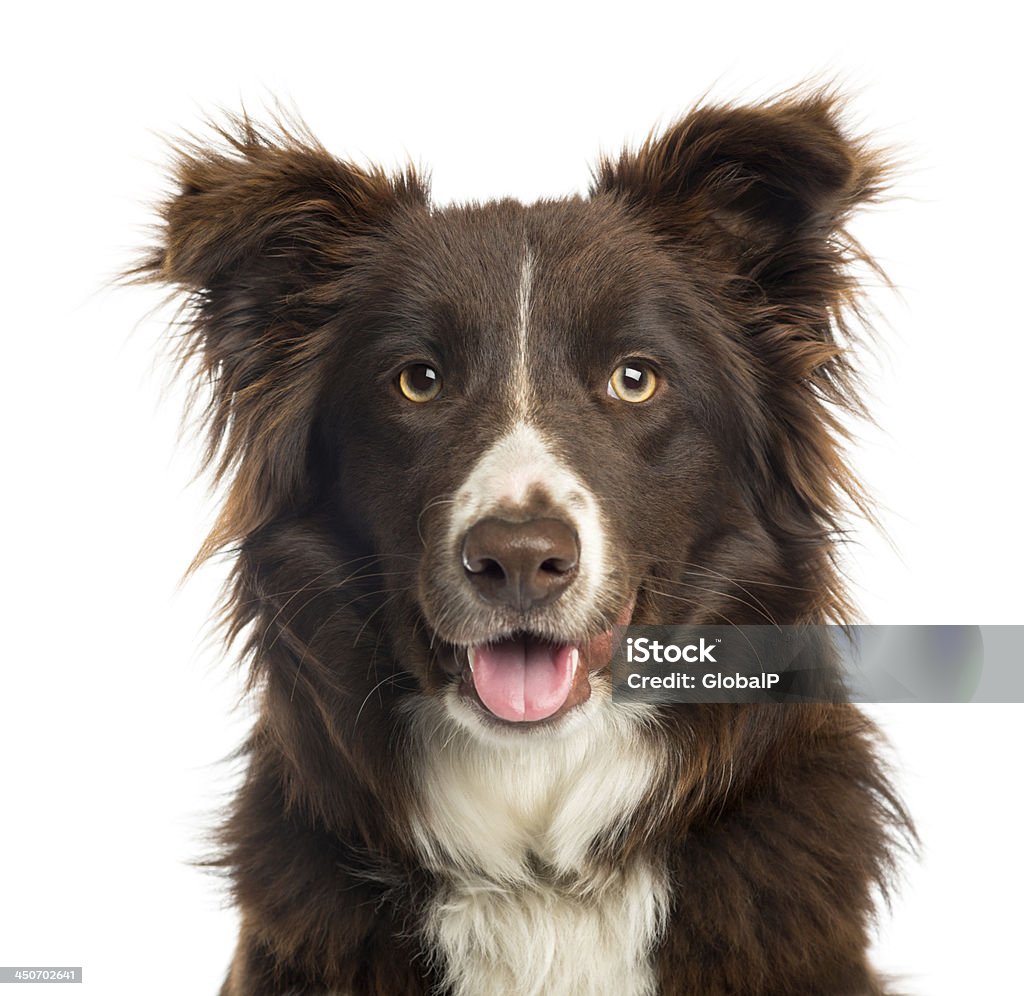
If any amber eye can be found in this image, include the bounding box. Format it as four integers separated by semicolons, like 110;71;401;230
397;363;443;402
607;362;658;403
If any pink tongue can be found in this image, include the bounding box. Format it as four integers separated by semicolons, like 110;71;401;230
471;639;577;722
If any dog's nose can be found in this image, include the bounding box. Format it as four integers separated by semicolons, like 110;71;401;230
461;517;579;612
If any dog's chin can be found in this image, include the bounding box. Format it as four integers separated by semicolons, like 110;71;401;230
439;597;636;733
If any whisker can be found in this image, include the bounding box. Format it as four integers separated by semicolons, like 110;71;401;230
352;589;410;651
256;557;389;656
635;575;779;627
631;551;815;593
287;584;415;702
265;565;415;655
353;670;404;732
417;494;458;547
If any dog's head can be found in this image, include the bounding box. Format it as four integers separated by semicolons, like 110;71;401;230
143;93;885;737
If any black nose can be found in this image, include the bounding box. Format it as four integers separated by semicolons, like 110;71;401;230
461;517;579;612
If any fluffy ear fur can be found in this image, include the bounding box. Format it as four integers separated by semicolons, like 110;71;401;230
136;116;428;563
592;88;887;295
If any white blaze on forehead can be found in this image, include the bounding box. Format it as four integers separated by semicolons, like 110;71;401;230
449;421;606;622
512;248;534;418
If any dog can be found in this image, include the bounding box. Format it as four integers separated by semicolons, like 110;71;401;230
140;89;911;995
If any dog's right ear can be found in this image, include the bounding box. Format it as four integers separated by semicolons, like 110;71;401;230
136;115;428;562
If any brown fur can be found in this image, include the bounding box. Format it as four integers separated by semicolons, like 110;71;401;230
137;88;912;994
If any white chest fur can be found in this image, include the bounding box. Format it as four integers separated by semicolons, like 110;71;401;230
409;697;668;996
427;862;666;996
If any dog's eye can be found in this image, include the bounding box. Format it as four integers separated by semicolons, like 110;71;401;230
397;364;443;403
607;362;658;403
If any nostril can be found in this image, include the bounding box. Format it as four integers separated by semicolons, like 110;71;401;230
541;556;575;575
465;556;506;581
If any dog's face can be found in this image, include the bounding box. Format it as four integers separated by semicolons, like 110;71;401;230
147;94;882;739
329;198;738;731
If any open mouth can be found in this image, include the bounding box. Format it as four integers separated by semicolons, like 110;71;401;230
457;597;636;725
466;637;583;723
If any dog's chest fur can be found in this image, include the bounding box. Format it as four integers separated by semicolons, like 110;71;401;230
409;701;668;996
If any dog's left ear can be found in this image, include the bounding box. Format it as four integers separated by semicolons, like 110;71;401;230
592;90;886;301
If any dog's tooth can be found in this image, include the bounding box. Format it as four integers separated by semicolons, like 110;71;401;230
570;647;580;679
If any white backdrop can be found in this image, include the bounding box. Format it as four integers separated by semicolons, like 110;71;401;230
1;2;1021;993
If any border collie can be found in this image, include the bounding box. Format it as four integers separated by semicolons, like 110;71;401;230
140;89;911;995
